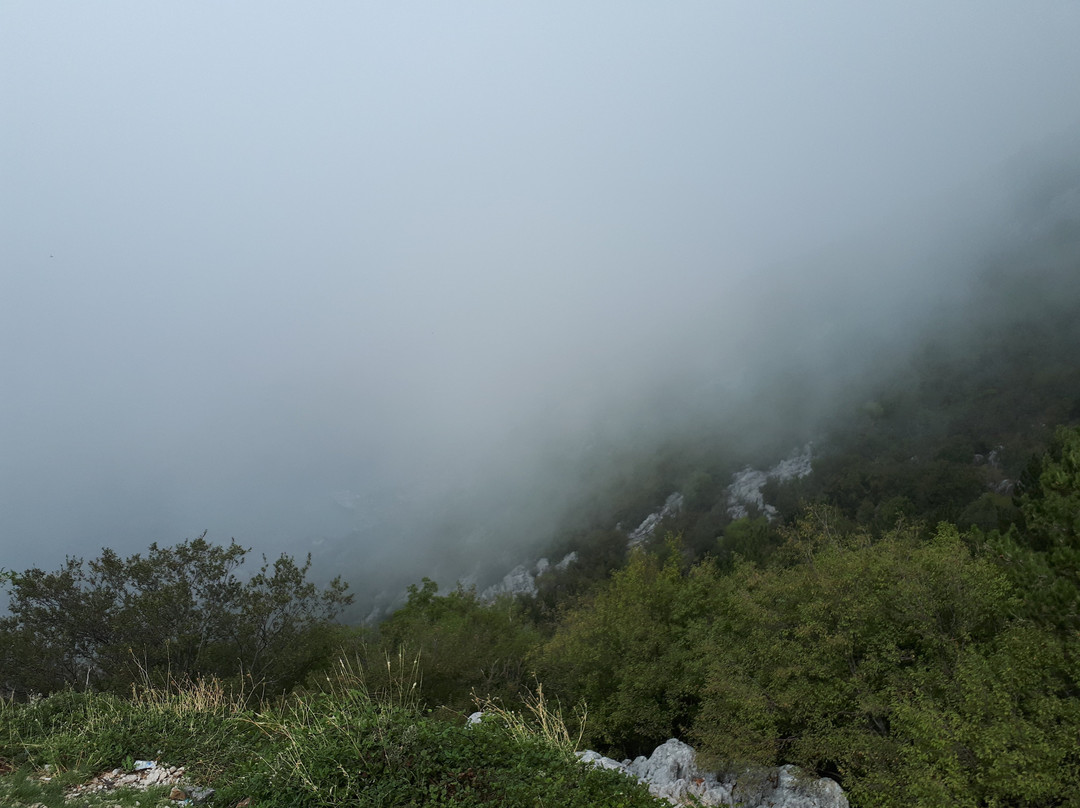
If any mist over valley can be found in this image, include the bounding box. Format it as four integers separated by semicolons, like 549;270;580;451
3;3;1080;606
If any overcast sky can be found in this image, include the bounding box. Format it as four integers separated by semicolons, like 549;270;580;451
3;3;1080;581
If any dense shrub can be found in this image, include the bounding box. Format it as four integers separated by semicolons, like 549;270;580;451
536;541;721;758
691;523;1062;806
353;579;543;712
0;536;352;699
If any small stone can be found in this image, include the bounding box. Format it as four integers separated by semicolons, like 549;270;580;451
170;786;188;800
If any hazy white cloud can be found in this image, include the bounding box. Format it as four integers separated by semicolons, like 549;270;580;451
2;2;1079;581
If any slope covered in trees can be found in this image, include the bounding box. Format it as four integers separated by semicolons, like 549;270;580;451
338;219;1080;804
350;427;1080;806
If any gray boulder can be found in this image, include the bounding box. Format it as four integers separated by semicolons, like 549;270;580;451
579;738;847;808
732;764;848;808
576;749;630;772
625;739;732;806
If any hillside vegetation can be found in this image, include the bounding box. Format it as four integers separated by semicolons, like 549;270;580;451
0;666;662;807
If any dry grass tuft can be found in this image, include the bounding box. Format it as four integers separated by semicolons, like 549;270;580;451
473;682;587;754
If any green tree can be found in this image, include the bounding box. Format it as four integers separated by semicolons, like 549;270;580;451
360;579;542;712
1009;424;1080;632
716;516;776;568
536;538;721;758
692;522;1079;807
234;551;353;693
0;534;352;698
889;623;1080;807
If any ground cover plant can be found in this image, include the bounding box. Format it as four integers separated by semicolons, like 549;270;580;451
0;665;663;808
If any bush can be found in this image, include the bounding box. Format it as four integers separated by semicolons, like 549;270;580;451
0;535;352;698
536;539;721;758
353;579;542;712
692;522;1080;807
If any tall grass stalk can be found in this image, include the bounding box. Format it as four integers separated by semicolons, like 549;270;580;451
474;682;588;754
324;649;422;712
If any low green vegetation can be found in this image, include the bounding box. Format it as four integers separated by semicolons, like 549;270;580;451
346;579;542;714
0;669;662;808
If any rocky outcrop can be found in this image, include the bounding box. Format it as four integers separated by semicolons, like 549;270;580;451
61;760;218;805
732;765;848;808
727;444;813;520
481;563;538;600
479;552;579;601
578;738;848;808
627;493;685;546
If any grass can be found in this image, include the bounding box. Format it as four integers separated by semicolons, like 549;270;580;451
0;663;663;808
472;681;587;754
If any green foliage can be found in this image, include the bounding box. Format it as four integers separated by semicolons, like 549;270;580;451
0;768;72;808
0;681;258;783
1019;423;1080;559
889;624;1080;807
692;522;1080;807
0;678;664;808
356;579;543;712
234;551;353;693
0;535;352;698
231;689;662;807
716;516;778;568
979;425;1080;635
536;539;721;758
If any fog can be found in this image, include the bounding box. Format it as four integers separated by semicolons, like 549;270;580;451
3;4;1080;593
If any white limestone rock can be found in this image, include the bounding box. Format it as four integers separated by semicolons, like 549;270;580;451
576;750;629;772
732;764;848;808
628;493;685;546
625;739;732;806
578;737;847;808
555;551;578;571
479;551;579;601
727;444;813;520
481;563;536;600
